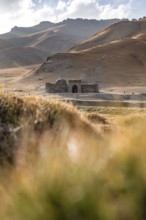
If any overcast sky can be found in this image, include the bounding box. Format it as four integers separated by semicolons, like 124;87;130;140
0;0;145;34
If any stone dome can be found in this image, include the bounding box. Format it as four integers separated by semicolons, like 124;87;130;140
55;78;67;85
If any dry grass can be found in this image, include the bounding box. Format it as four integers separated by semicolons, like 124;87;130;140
0;92;146;219
0;91;101;166
80;106;146;115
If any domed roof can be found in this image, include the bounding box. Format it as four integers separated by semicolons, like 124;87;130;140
55;78;67;85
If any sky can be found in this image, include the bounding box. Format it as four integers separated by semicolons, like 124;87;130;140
0;0;145;34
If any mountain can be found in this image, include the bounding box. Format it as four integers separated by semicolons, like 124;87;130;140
29;18;146;90
70;19;146;52
0;21;54;39
0;19;119;68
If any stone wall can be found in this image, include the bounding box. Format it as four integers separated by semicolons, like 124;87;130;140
46;80;99;93
46;83;67;93
81;84;99;93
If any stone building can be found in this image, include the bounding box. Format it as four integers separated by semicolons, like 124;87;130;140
46;79;99;93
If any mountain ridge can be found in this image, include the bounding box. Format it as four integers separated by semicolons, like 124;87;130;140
0;18;120;68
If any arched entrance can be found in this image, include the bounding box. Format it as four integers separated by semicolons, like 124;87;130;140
72;85;78;93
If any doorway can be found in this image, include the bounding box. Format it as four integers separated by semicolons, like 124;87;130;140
72;85;78;93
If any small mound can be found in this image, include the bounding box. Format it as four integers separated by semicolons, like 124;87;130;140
0;92;101;166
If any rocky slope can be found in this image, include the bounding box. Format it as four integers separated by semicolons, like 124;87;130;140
0;19;119;68
70;18;146;52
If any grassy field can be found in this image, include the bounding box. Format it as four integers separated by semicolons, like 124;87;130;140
80;105;146;115
1;92;146;219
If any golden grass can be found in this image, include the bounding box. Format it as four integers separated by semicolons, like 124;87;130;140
80;106;146;115
0;92;146;219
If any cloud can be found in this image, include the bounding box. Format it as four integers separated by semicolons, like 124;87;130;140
0;0;34;12
0;0;145;34
0;0;35;31
57;0;132;20
56;1;67;12
0;0;53;33
128;0;146;19
98;2;132;19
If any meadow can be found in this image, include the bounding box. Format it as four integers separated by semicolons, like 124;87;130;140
0;91;146;219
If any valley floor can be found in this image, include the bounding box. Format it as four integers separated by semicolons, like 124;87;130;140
1;66;146;109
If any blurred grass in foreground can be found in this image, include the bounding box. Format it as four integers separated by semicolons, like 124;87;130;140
0;92;146;219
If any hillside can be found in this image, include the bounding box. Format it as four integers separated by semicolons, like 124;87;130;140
70;19;146;52
0;47;48;68
28;19;146;92
0;19;119;68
